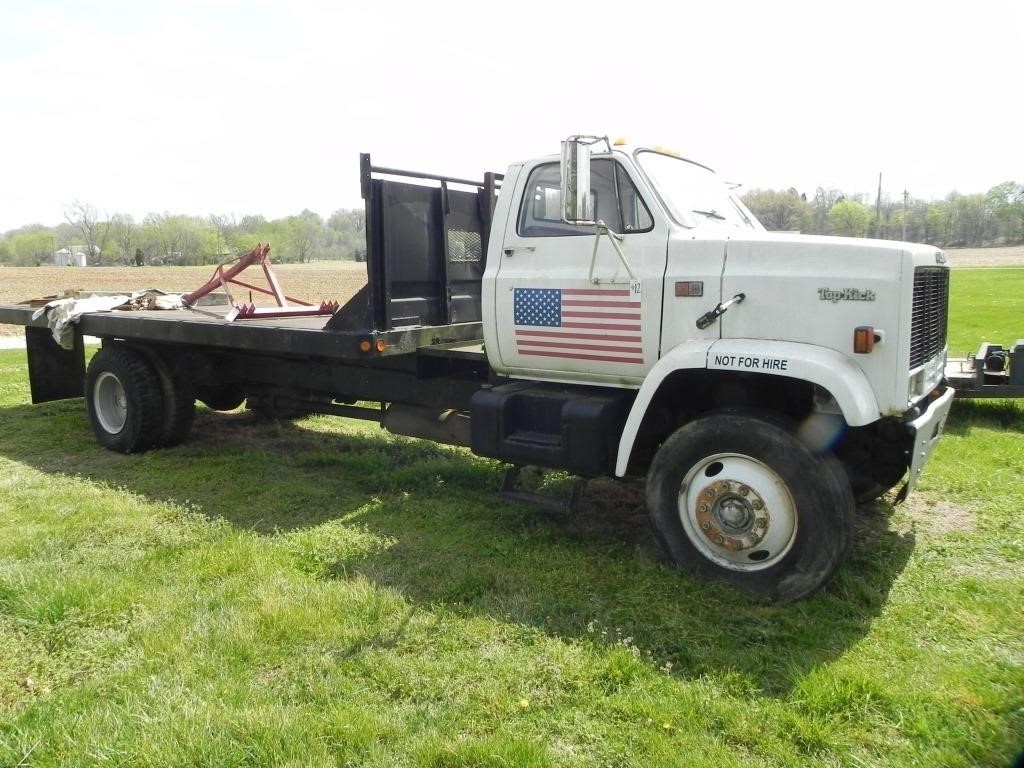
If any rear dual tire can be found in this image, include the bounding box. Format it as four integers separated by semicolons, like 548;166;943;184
139;347;195;447
85;344;194;453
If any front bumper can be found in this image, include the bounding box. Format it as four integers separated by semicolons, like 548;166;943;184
897;385;955;501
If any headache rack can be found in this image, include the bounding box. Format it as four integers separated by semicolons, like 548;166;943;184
326;155;503;336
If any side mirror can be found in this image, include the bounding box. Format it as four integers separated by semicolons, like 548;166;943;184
560;137;593;224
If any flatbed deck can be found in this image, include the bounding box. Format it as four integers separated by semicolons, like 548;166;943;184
0;155;502;412
0;303;485;361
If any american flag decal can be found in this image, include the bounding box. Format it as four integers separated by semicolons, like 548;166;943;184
513;287;644;365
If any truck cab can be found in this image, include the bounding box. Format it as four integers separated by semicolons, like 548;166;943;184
474;136;953;600
485;141;770;384
481;139;949;475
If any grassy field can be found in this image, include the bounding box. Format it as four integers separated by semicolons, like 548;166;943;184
948;267;1024;355
0;272;1021;766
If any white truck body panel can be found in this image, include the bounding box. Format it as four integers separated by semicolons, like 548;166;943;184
485;142;950;489
719;234;947;415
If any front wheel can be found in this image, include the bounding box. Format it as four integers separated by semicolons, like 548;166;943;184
646;414;854;602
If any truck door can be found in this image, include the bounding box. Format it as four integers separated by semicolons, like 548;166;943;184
494;157;667;385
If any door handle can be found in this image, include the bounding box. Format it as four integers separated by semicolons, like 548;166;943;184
503;246;536;256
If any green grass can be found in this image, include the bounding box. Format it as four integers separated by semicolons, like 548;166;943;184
0;273;1022;766
948;267;1024;355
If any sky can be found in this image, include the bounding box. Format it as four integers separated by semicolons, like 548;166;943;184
1;0;1021;232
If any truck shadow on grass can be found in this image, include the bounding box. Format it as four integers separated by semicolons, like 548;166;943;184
0;402;915;696
944;398;1024;436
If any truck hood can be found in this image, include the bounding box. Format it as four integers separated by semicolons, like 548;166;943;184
724;231;946;267
711;232;946;414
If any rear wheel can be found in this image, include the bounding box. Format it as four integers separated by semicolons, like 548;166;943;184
646;413;855;602
85;345;164;453
133;348;194;447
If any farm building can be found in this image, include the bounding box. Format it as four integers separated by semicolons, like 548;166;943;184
53;247;91;267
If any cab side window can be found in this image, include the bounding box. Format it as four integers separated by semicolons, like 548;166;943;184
517;160;653;237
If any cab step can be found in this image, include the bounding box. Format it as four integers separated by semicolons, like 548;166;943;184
498;465;587;515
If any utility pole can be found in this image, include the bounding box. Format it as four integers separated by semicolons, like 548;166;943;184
902;189;909;241
875;173;883;239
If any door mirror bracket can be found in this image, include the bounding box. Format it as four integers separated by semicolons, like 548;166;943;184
588;221;635;284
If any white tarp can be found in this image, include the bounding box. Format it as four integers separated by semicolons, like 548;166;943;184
31;292;185;349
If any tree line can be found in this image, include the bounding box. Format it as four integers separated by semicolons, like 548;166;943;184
741;181;1024;246
3;178;1022;268
0;205;368;267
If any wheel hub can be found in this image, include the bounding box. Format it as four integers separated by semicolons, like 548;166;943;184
678;452;798;572
694;479;770;552
94;371;128;433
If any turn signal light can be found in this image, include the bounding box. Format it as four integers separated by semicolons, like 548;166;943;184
853;326;875;354
375;340;387;353
359;340;372;352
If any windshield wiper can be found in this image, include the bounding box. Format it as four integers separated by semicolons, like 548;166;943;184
692;208;726;221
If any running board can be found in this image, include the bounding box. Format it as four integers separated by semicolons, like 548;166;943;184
498;465;587;515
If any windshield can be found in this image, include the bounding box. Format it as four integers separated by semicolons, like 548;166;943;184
636;151;764;231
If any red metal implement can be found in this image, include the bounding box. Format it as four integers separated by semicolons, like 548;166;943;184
182;244;337;321
233;301;340;320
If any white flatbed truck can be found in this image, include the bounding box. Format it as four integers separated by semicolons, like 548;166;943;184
0;136;954;601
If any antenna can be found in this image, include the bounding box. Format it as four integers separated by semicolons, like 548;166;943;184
875;173;883;239
902;189;909;241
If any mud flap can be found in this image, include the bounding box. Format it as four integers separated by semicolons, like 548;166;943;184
25;326;85;403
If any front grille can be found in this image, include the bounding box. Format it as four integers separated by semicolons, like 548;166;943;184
910;267;949;368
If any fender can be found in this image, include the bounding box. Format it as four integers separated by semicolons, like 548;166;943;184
614;339;881;476
614;340;715;477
